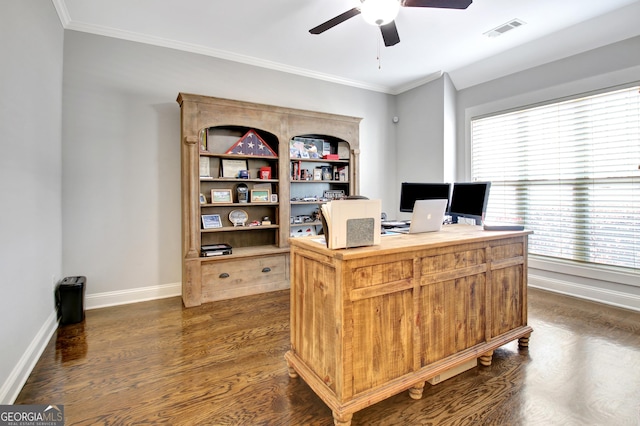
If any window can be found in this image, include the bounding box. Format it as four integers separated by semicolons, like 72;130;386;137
471;86;640;271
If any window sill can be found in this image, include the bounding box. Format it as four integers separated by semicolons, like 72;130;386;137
529;255;639;289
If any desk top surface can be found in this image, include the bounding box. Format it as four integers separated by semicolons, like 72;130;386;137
289;224;532;260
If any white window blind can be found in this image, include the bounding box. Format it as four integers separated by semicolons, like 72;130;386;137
471;86;640;271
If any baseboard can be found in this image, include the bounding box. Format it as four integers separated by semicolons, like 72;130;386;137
85;282;182;310
1;283;182;403
0;311;58;404
528;273;640;312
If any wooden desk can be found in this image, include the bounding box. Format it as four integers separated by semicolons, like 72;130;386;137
285;225;533;425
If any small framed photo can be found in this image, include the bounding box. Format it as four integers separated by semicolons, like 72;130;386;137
211;189;233;203
251;189;271;203
202;214;222;229
270;193;278;203
199;157;210;177
199;193;207;204
322;166;333;180
313;168;322;181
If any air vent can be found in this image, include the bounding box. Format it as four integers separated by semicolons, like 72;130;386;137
484;19;526;38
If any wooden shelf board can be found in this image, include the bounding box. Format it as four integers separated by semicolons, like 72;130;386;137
291;201;327;205
200;245;289;260
200;152;279;160
289;158;349;164
201;202;279;208
291;180;349;184
201;224;279;233
200;177;278;183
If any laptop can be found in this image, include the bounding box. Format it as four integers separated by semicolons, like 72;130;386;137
394;199;448;234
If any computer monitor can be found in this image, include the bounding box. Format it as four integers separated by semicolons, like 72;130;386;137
399;182;451;213
448;182;491;224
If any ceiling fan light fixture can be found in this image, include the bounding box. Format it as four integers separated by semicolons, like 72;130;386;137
360;0;400;26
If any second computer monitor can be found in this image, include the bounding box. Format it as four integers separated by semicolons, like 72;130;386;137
399;182;451;212
449;181;491;224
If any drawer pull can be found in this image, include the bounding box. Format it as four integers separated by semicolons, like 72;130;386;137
219;273;230;279
262;267;271;273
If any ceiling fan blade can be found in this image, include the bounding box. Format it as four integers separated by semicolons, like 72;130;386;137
380;21;400;47
309;8;361;34
401;0;472;9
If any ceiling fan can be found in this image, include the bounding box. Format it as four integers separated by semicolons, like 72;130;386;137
309;0;472;47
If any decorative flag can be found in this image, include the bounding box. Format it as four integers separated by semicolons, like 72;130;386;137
225;130;277;157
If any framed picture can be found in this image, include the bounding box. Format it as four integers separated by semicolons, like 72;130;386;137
324;189;345;200
199;157;210;177
270;193;278;203
211;189;233;203
322;166;333;180
202;214;222;229
313;168;322;181
250;189;271;203
199;193;207;204
221;158;248;178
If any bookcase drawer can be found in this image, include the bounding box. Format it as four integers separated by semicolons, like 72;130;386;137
201;254;289;302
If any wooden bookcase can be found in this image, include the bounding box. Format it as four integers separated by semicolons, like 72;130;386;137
177;93;361;307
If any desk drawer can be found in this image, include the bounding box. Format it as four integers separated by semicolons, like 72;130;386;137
201;254;289;302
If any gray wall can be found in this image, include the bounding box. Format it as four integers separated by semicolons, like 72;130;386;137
0;2;63;402
394;76;445;220
455;35;640;306
61;31;397;298
393;73;458;221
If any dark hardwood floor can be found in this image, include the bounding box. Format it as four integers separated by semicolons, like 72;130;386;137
16;287;640;425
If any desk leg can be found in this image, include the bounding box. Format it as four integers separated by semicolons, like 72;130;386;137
333;411;352;426
518;333;531;348
286;359;298;378
479;350;494;366
409;381;425;399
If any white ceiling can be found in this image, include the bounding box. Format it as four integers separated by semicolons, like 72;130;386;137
53;0;640;94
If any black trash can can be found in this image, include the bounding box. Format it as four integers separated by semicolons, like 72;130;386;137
55;276;86;325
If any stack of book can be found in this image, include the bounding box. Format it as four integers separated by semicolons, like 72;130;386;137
201;244;232;257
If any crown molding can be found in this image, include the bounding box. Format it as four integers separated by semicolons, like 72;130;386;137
51;0;71;27
51;0;400;95
390;71;444;95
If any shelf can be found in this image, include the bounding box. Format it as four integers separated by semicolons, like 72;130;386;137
201;202;279;208
291;201;327;205
201;224;279;233
201;152;279;160
289;157;348;164
291;180;348;184
200;177;278;183
199;245;290;261
291;221;322;227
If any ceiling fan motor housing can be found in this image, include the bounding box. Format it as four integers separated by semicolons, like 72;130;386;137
360;0;401;26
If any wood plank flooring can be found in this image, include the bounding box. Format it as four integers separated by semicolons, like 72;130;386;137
15;288;640;425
